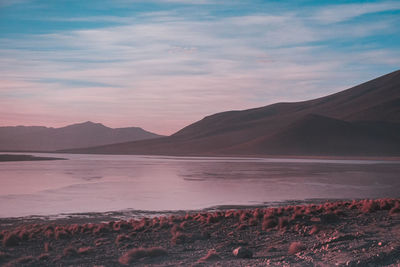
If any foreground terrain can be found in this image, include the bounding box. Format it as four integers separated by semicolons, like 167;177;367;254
1;198;400;266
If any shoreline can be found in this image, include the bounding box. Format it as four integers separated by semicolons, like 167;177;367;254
1;198;400;266
1;151;400;163
0;154;66;162
0;198;346;229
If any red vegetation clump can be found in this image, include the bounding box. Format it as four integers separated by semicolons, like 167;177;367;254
361;199;379;213
291;209;304;220
304;205;317;215
348;200;359;210
224;210;235;219
94;237;109;247
378;199;393;210
63;246;78;257
17;228;30;241
263;208;277;219
171;228;208;245
158;217;171;229
133;218;149;232
276;207;284;215
207;213;222;224
278;217;289;230
113;220;132;231
93;224;110;235
170;224;183;236
55;229;70;240
288;241;305;255
44;229;54;239
248;217;258;226
262;218;277;230
78;246;94;255
236;223;248;231
179;221;189;229
67;224;82;234
118;247;167;265
309;225;320;235
171;231;193;244
240;211;252;223
389;201;400;215
150;217;160;228
2;232;19;247
115;234;131;246
253;208;263;220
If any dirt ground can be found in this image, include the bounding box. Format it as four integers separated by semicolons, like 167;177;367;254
1;198;400;266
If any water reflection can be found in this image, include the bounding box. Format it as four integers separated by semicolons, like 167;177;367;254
0;153;399;217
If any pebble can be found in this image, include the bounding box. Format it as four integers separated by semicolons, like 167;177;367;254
233;246;253;258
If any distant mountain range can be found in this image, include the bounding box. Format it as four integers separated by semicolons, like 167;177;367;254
63;70;400;157
0;121;162;151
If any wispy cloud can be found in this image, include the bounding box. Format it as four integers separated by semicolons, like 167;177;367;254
0;0;29;7
313;1;400;23
0;1;399;134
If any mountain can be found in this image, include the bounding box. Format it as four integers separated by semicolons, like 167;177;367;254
63;70;400;156
0;121;162;151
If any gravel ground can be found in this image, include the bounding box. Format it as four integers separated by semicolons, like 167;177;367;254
1;198;400;266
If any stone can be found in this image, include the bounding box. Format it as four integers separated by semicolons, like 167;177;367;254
232;246;253;258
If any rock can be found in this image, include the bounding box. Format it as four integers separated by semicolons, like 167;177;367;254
232;246;253;258
288;242;305;255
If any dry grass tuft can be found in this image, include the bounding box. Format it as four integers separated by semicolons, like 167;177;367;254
262;218;277;230
115;234;131;246
2;232;19;247
63;246;78;257
78;246;94;255
119;247;167;265
198;249;221;262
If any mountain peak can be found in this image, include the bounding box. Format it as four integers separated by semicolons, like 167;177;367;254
81;121;100;125
65;121;108;129
64;70;400;156
0;121;162;151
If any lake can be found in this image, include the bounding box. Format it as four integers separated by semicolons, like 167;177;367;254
0;153;400;218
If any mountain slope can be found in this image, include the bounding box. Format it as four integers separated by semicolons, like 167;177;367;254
0;121;162;151
64;70;400;156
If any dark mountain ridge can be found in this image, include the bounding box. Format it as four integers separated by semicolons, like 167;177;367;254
63;70;400;156
0;121;162;151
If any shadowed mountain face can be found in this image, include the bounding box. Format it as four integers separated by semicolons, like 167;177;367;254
65;70;400;156
0;121;162;151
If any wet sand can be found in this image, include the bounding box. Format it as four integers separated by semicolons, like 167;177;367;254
1;198;400;266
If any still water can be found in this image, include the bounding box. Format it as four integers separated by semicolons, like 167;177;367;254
0;153;399;218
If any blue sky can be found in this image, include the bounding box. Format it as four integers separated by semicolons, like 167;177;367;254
0;0;399;134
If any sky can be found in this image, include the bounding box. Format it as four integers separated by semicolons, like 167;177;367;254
0;0;399;135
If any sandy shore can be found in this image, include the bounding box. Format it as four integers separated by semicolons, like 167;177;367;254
1;198;400;266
